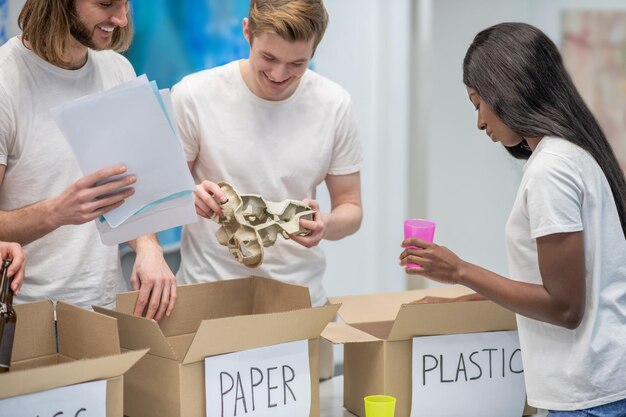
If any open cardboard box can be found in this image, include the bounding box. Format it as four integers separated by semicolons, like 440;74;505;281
0;300;147;417
95;276;339;417
322;285;535;417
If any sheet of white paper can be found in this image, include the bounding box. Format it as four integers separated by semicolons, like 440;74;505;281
160;88;182;139
410;330;526;417
51;76;194;228
204;340;311;417
0;380;106;417
96;192;197;245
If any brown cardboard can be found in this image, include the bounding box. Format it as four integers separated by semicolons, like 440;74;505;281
0;300;147;417
95;276;339;417
322;285;535;417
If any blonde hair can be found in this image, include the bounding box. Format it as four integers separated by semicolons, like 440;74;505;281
248;0;328;53
18;0;133;68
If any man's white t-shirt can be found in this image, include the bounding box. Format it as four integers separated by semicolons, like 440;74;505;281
505;137;626;410
0;37;136;309
172;60;362;306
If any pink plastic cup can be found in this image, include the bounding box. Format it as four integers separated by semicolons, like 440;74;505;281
403;218;436;268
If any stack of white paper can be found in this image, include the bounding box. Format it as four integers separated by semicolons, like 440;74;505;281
51;75;197;245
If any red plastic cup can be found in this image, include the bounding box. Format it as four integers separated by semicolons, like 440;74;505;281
403;218;436;268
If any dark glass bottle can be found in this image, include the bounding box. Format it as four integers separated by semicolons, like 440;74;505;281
0;259;17;373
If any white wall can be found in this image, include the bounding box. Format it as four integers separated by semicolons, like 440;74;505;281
316;0;535;297
7;0;23;37
423;0;530;283
315;0;412;297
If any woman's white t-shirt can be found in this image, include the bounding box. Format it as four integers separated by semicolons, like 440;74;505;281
505;137;626;410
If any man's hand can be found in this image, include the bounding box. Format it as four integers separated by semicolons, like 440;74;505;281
290;199;326;248
48;165;136;227
0;165;137;246
0;241;25;294
129;236;177;321
193;180;228;219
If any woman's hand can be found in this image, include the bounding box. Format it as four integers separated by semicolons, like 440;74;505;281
399;238;467;285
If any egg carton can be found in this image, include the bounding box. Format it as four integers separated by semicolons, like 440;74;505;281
210;182;315;267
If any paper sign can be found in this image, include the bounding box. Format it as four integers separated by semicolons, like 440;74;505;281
0;379;106;417
410;331;526;417
205;340;311;417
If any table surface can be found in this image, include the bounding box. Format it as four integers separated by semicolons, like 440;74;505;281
319;375;549;417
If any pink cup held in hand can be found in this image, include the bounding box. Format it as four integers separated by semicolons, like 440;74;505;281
403;218;436;268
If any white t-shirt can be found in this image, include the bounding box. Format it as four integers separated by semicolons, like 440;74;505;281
0;37;136;309
171;60;362;306
505;137;626;410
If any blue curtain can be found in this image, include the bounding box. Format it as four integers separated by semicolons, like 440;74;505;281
124;0;250;89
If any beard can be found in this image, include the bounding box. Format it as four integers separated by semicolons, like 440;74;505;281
69;12;98;50
68;5;113;50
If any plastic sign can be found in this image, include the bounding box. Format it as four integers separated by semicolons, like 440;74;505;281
204;340;311;417
410;330;526;417
0;379;106;417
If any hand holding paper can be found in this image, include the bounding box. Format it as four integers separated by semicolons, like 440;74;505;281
48;165;136;226
51;75;197;245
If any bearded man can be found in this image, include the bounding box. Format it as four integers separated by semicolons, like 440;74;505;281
0;0;177;320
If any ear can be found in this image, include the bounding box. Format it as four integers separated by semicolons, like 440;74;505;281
242;18;251;44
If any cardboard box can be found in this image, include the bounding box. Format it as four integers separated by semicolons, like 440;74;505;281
95;276;339;417
0;300;147;417
322;285;535;417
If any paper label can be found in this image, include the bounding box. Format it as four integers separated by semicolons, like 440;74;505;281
410;331;526;417
0;380;107;417
205;340;311;417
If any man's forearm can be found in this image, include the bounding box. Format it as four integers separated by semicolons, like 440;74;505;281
0;199;59;245
323;203;363;241
127;233;161;253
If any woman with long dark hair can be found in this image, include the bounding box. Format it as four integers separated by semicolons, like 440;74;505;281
401;22;626;416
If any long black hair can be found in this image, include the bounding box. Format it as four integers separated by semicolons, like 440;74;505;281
463;22;626;238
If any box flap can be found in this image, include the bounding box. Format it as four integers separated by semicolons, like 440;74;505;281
386;299;516;341
115;277;314;337
182;304;339;364
93;306;178;361
329;285;475;324
0;349;148;399
57;302;120;359
12;301;56;361
321;322;381;344
115;280;251;337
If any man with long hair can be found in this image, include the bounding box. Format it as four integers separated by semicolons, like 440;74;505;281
0;0;177;320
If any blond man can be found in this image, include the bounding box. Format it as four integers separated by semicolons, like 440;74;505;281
0;0;177;320
172;0;362;379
